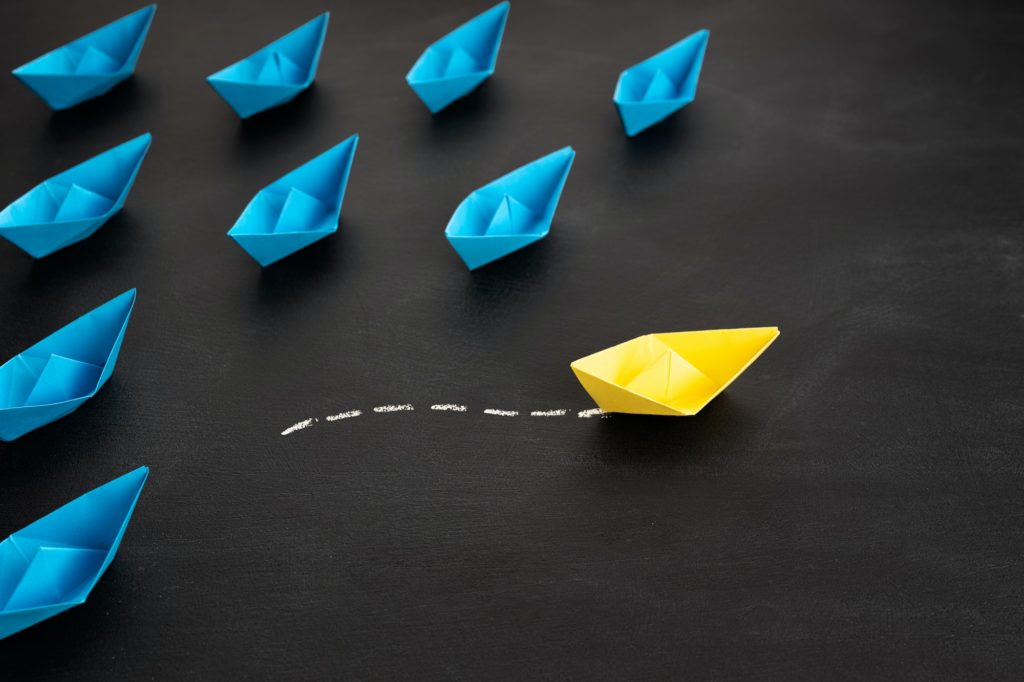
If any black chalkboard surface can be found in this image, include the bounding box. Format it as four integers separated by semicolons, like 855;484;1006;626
1;0;1022;678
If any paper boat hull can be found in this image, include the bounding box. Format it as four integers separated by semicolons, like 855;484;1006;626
0;133;151;258
207;79;306;119
11;5;156;110
613;29;710;136
406;2;509;113
571;328;779;416
206;13;329;119
407;71;491;114
0;290;136;441
444;147;575;270
228;136;357;267
0;467;148;640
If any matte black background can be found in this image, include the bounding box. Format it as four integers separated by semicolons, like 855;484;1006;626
0;0;1021;678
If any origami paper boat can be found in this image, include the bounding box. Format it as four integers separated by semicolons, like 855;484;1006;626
0;467;148;640
571;327;779;415
406;2;510;113
0;290;136;441
228;135;358;266
613;29;710;136
0;134;152;258
208;13;329;119
445;146;574;270
12;5;156;110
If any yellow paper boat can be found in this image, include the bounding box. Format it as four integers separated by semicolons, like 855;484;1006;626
570;327;779;415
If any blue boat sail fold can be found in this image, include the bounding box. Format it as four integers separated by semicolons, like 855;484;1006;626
406;2;510;113
445;146;574;270
0;134;152;258
0;467;148;640
208;13;329;119
0;290;136;442
228;135;358;266
12;5;157;110
613;29;710;136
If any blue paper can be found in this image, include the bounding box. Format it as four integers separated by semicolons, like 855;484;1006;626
406;2;510;113
228;135;358;266
445;146;574;270
208;13;329;119
0;290;136;442
0;134;151;258
0;467;148;640
613;29;710;136
12;5;156;110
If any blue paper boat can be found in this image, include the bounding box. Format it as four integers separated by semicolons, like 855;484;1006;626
406;2;510;113
613;29;710;136
445;146;575;270
12;5;157;110
0;134;152;258
228;135;358;266
0;467;148;640
208;13;329;119
0;290;136;442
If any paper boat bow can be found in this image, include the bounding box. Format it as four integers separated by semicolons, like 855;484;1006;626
0;134;151;258
0;290;136;441
0;467;148;640
228;135;358;266
614;29;710;136
445;146;574;270
406;2;510;113
571;327;779;415
208;13;329;119
12;5;156;110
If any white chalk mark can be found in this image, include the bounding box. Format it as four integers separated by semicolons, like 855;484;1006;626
484;409;518;417
431;404;468;412
281;418;315;436
530;409;568;417
326;410;362;421
577;408;608;418
373;404;414;413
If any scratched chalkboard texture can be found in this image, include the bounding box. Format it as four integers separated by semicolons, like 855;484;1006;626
0;0;1022;679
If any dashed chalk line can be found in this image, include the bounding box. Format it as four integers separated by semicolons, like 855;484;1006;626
577;408;608;418
281;418;315;436
373;404;414;413
326;409;362;421
282;404;610;435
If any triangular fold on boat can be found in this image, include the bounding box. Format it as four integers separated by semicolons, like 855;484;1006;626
484;194;536;236
53;185;114;222
75;46;121;75
570;366;687;416
445;47;481;77
654;328;780;388
23;355;102;407
3;547;106;611
643;68;678;102
274;188;328;233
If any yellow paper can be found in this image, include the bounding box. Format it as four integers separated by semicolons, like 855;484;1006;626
570;327;780;415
